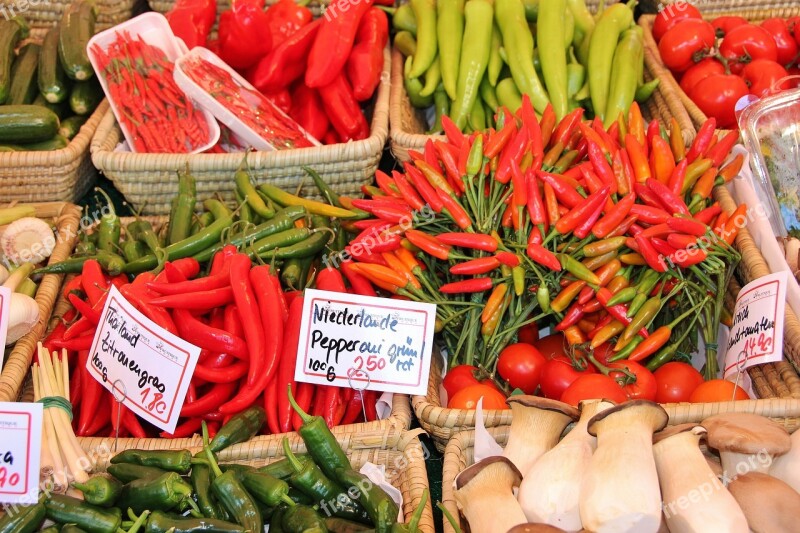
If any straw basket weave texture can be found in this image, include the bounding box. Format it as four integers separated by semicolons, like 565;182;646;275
0;0;146;38
90;45;391;215
440;415;800;533
0;202;81;403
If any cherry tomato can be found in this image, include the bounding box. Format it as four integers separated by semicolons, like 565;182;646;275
539;354;597;400
653;362;705;403
497;343;547;394
679;58;725;95
447;384;509;410
659;19;716;73
652;3;702;42
789;16;800;47
533;332;567;360
711;16;748;38
689;74;749;128
742;59;790;97
608;361;657;401
761;18;799;66
720;24;779;74
560;374;628;406
442;365;480;398
689;379;750;403
517;322;539;345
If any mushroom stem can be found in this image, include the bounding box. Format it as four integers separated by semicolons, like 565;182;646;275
454;456;527;533
653;425;748;533
770;430;800;493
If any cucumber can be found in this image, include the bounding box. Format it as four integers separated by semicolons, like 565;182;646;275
69;78;102;115
33;93;69;119
20;134;69;151
0;17;30;104
58;114;88;139
0;105;59;143
7;43;40;105
39;26;70;103
58;0;97;81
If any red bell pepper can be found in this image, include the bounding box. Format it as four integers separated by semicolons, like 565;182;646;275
218;0;273;70
345;7;388;101
322;73;369;141
264;0;312;45
289;83;329;142
305;0;374;88
166;0;217;49
248;19;321;93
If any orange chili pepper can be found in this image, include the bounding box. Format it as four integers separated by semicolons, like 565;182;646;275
649;135;675;185
607;274;630;295
590;319;625;349
350;263;407;288
625;134;651;183
543;141;565;169
540;103;557;147
381;252;421;290
627;102;646;148
543;182;560;226
616;114;628;147
578;318;597;334
551;280;587;313
563;325;587;346
620;253;647;266
481;283;508;324
415;160;455;196
722;204;747;245
718;153;744;183
681;158;714;194
669;118;685;162
394;246;424;272
690;167;717;201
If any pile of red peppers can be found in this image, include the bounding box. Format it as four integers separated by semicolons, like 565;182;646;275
166;0;389;144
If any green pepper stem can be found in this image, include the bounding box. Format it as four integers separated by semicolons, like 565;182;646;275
71;482;90;493
287;384;313;425
281;437;304;473
201;421;224;478
126;510;149;533
95;187;117;218
127;508;138;522
666;297;709;330
281;494;297;507
437;502;462;533
408;488;428;530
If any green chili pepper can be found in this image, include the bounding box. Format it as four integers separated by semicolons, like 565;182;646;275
107;463;167;483
168;168;197;245
259;455;313;480
567;0;595;47
608;334;644;362
429;84;449;134
72;474;123;508
258;184;358;219
334;469;399;533
281;505;328;533
495;0;549;113
282;256;312;290
235;189;255;226
627;292;647;318
0;501;45;533
306;167;343;208
588;3;634;122
486;24;504;87
127;219;161;255
242;471;294;508
210;406;265;453
203;199;233;221
621;296;661;342
466;134;484;177
192;455;224;520
281;438;371;524
536;285;550;313
479;76;499;110
144;511;245;533
44;494;122;533
325;517;372;532
220;463;256;481
437;0;464;99
94;188;121;253
566;49;586;99
468;96;486;131
537;0;568;119
495;77;523;113
110;449;193;474
192;211;216;234
403;57;433;108
117;472;195;513
96;250;126;275
606;286;637;306
394;31;417;58
392;3;417;34
121;239;146;263
512;266;525;296
60;525;88;533
419;57;441;99
236;169;275;220
556;253;601;285
241;227;311;259
450;0;493;129
390;489;428;533
254;229;331;261
270;506;288;533
634;78;660;103
407;0;437;78
604;26;643;128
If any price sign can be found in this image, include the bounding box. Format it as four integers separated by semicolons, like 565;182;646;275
724;271;787;378
0;402;42;505
0;286;12;368
86;285;201;433
295;289;436;395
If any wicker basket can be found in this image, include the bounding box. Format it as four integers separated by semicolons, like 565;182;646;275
0;202;82;403
79;429;435;533
1;0;146;38
389;1;698;161
440;415;800;533
90;40;391;216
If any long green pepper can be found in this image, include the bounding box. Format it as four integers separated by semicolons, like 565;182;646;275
94;188;121;253
450;0;493;130
587;3;633;122
604;25;644;128
407;0;437;78
167;168;197;245
437;0;464;100
537;0;569;120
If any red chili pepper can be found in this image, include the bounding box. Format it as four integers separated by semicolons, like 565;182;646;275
436;232;497;252
686;118;717;163
551;108;583;148
495;251;520;267
667;216;707;237
405;230;452;260
229;254;266;387
306;0;374;87
160;417;202;439
630;204;671;225
148;287;235;310
61;275;83;300
52;331;94;351
706;130;739;167
525;169;547;226
181;381;238;418
484;118;517;159
528;227;543;246
496;125;530;184
646;178;690;216
440;278;494;294
593;194;635;239
345;6;388;100
82;259;109;306
650;237;678;258
526;243;562;271
649;135;676;185
76;349;103;436
341;260;378;296
437;190;473;230
555;302;584;331
635;235;668;272
542;182;560;226
277;296;304;432
119;284;179;335
667;233;699;249
289;83;329;142
671;247;708;268
341;389;364;425
441;115;465;149
264;375;280;434
363;391;379;421
166;0;216;48
450;256;501;276
694;203;722;225
639;223;671;239
218;0;272;70
435;141;463;190
67;293;102;325
390;170;425;211
587;140;617;194
173;308;249;360
667;158;689;197
346;244;390;266
625;134;652;183
322;73;370;141
147;269;230;296
264;0;312;43
250;20;321;92
632;183;665;211
595;288;649;338
556;185;610;235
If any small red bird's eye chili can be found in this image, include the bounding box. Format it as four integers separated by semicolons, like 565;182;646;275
646;178;690;216
405;229;452;260
667;158;689;197
450;256;501;276
341;260;378;297
705;129;739;167
436;232;498;252
440;278;494;294
172;308;249;360
693;203;722;225
635;235;668;273
404;162;445;213
630;205;671;225
495;125;530;184
149;287;235;310
555;185;610;235
667;216;707;237
686;118;717;163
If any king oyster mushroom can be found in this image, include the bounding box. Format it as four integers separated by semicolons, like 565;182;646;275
454;456;527;533
769;428;800;493
702;413;791;477
727;472;800;532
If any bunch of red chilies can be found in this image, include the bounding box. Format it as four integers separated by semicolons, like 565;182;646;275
91;32;211;153
337;96;744;378
42;252;378;439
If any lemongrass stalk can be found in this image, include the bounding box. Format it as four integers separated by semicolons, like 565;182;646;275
34;364;67;491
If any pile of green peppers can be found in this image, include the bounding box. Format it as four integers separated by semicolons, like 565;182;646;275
395;0;660;131
0;402;427;533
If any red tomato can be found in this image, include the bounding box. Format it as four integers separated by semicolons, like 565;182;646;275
711;16;748;38
653;362;705;403
442;365;480;398
539;355;597;400
653;3;702;42
560;374;628;406
742;59;790;97
497;343;547;394
689;379;750;403
533;332;567;360
689;74;749;128
761;18;799;66
447;384;509;410
659;19;716;73
517;322;539;345
590;343;615;366
608;361;657;401
679;58;725;95
720;24;779;74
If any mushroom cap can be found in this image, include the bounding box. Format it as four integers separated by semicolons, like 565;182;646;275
727;472;800;531
507;525;568;533
653;423;704;445
587;399;669;436
507;395;580;419
455;456;523;491
702;413;791;456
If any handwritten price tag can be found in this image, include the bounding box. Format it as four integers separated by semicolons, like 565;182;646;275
724;271;787;378
86;286;201;433
0;402;42;505
0;286;12;368
295;289;436;395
